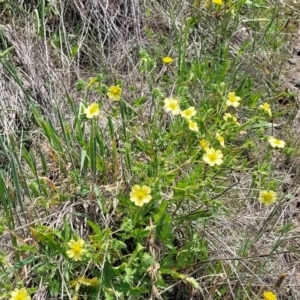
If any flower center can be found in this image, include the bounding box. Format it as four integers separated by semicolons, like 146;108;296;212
209;153;217;161
15;292;27;300
111;87;119;94
136;191;145;200
73;244;82;254
264;194;272;201
90;107;97;113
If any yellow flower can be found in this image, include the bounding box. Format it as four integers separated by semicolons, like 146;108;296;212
212;0;223;4
130;185;152;207
226;92;241;108
164;98;181;115
200;139;210;151
188;120;199;132
268;137;285;148
259;102;272;116
66;239;86;261
84;103;100;119
87;77;97;88
263;290;277;300
162;56;173;64
180;107;197;119
203;148;223;166
223;113;240;125
10;288;31;300
216;132;225;148
107;85;122;101
259;190;277;206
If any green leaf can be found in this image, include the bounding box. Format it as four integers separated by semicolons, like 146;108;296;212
154;201;168;223
128;243;145;264
80;149;88;172
175;209;212;222
0;46;14;59
71;45;79;58
87;220;103;236
103;262;118;284
250;122;280;129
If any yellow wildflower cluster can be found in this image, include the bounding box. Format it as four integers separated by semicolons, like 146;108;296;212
198;86;247;164
199;94;238;165
163;98;198;131
200;132;225;167
81;74;285;215
83;84;122;119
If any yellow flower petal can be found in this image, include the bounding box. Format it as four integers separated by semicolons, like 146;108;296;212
200;139;210;151
259;190;277;206
180;107;197;119
203;148;223;166
130;185;152;207
162;56;173;64
223;113;240;125
188;120;199;131
268;137;285;148
216;132;225;148
107;85;122;101
84;103;100;119
164;98;181;115
141;185;151;194
259;102;272;116
87;77;97;87
10;288;31;300
66;239;86;261
226;92;241;108
212;0;223;4
263;291;277;300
